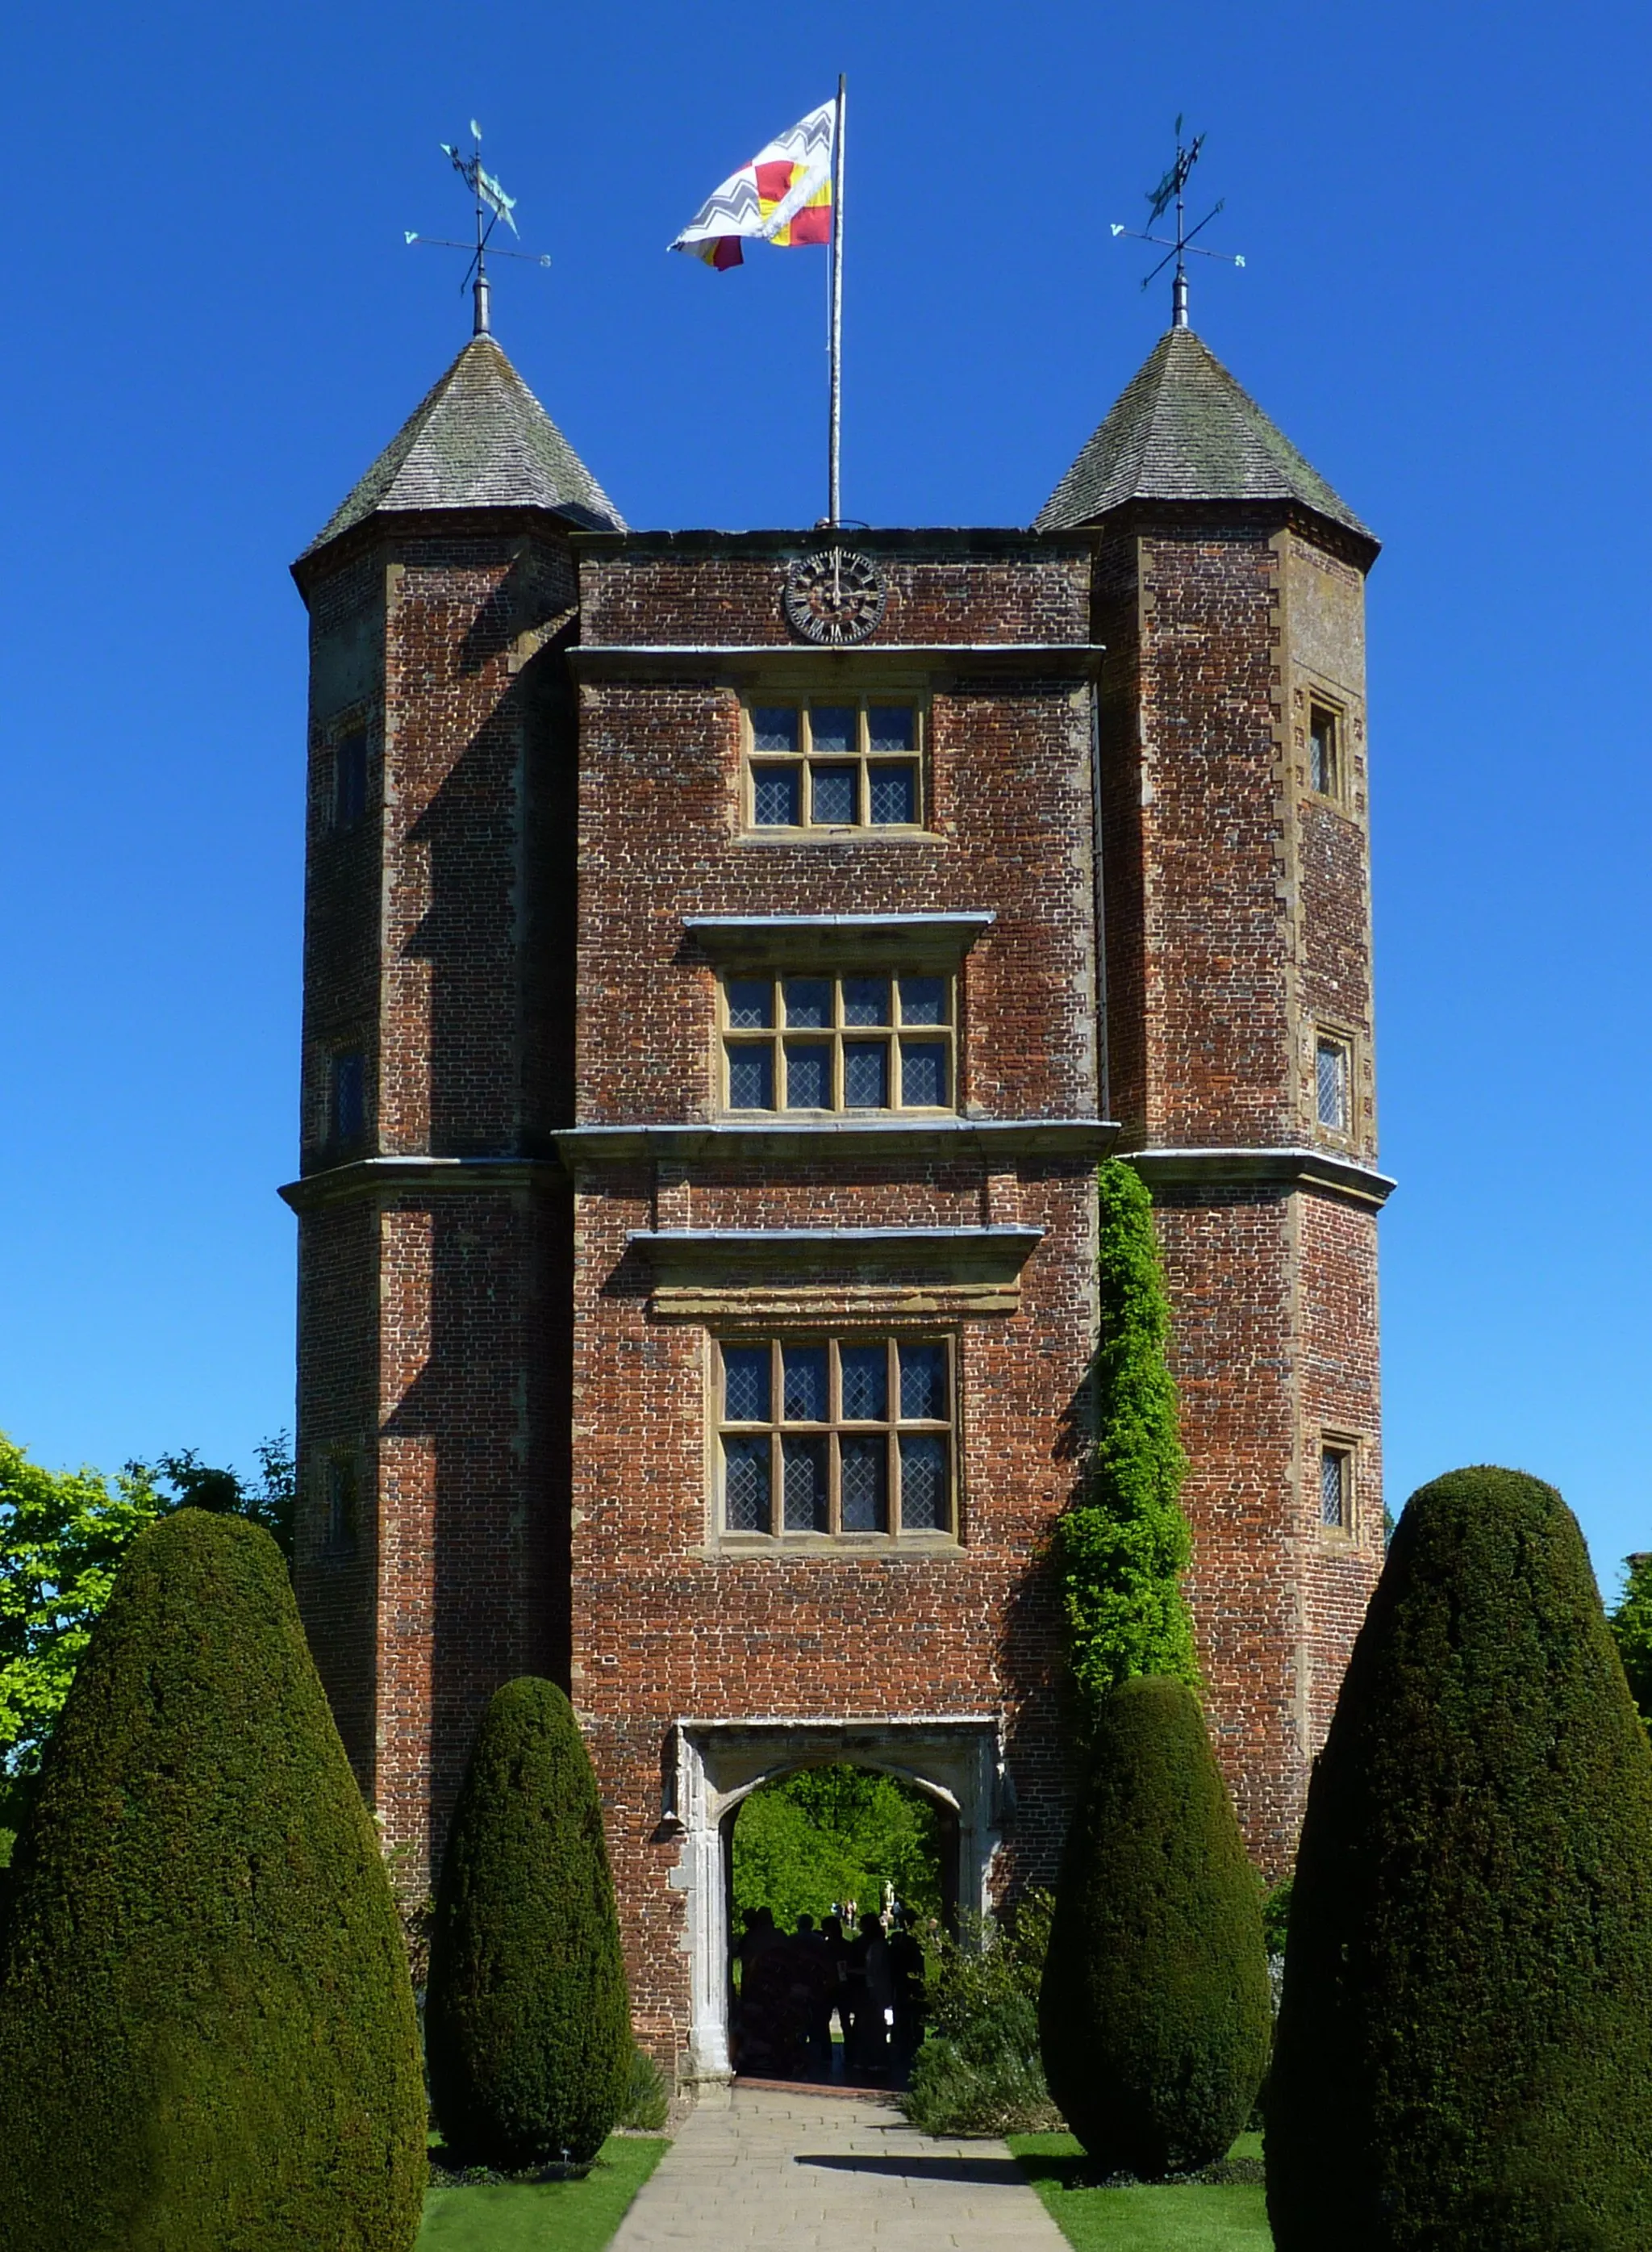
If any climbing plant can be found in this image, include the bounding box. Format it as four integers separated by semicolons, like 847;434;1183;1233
1049;1160;1199;1726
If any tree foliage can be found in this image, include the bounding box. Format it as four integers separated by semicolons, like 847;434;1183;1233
426;1678;632;2171
1267;1467;1652;2251
0;1509;426;2251
1049;1162;1199;1724
0;1430;292;1830
1041;1675;1270;2176
731;1764;944;1927
1609;1549;1652;1728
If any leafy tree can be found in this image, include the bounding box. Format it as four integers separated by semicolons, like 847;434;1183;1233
1267;1467;1652;2251
1041;1675;1270;2176
427;1678;632;2171
1048;1161;1199;1725
1609;1550;1652;1727
0;1430;293;1832
0;1509;426;2250
731;1765;944;1927
151;1436;295;1561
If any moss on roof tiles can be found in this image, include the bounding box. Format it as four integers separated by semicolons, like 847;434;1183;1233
1035;325;1371;542
303;334;624;558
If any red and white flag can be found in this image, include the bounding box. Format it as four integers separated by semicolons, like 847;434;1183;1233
670;101;835;270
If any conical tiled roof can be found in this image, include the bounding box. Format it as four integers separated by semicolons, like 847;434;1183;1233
302;334;624;558
1035;325;1371;543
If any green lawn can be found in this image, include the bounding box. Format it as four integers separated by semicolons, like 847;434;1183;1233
1008;2132;1272;2251
418;2135;668;2251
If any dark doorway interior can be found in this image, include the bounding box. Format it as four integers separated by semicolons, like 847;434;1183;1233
722;1763;957;2088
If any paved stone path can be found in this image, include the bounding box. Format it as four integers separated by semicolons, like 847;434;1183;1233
610;2086;1068;2251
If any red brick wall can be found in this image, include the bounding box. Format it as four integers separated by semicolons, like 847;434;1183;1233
568;539;1102;2056
1094;507;1384;1873
290;489;1384;2039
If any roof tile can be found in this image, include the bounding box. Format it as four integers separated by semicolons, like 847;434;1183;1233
302;334;624;558
1035;326;1371;542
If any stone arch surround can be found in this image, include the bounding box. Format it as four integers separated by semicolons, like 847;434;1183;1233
661;1715;1012;2083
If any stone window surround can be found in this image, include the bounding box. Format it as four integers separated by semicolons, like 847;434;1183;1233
742;694;927;835
1318;1432;1360;1541
1312;1024;1358;1145
713;1331;957;1544
718;966;958;1118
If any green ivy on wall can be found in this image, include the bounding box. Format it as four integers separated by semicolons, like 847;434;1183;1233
1049;1160;1200;1727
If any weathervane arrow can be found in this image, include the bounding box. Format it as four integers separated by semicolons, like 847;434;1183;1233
407;120;549;336
1111;119;1245;328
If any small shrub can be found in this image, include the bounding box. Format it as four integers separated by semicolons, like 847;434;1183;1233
619;2045;671;2132
901;1893;1061;2137
0;1510;426;2250
426;1678;632;2171
1267;1467;1652;2251
1041;1675;1271;2177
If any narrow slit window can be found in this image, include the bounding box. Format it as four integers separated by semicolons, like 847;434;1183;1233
1315;1034;1351;1135
1308;703;1341;800
745;699;924;832
333;731;368;829
332;1050;366;1149
323;1455;360;1557
715;1336;956;1540
1320;1445;1354;1533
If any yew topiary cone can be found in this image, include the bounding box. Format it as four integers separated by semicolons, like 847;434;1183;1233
1039;1674;1270;2175
0;1509;426;2251
1267;1467;1652;2251
426;1677;632;2170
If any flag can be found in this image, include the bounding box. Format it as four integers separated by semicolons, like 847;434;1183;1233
670;100;835;270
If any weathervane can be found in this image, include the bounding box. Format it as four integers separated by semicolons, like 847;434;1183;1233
1111;119;1245;329
405;123;550;337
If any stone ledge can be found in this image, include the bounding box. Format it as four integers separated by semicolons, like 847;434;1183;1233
628;1223;1044;1321
277;1155;565;1213
556;1118;1117;1168
1125;1145;1396;1209
681;911;993;968
566;643;1104;685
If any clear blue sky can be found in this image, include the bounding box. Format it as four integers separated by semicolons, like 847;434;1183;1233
2;2;1647;1586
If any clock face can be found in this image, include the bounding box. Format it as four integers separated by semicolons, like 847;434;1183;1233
782;549;888;646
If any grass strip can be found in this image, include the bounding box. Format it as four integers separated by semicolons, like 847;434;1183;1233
1007;2131;1273;2251
418;2133;669;2251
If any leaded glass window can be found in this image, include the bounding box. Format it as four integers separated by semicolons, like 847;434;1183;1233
746;699;924;832
715;1336;957;1540
721;971;956;1114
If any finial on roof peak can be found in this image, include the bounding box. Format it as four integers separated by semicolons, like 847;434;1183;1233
1110;119;1245;330
404;123;550;339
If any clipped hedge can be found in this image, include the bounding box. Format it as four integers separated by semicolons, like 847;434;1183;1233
426;1677;632;2170
1267;1467;1652;2250
1040;1675;1270;2175
0;1509;426;2251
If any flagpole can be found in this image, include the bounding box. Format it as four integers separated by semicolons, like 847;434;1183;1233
828;73;845;526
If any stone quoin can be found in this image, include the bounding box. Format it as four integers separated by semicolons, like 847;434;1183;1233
282;320;1389;2084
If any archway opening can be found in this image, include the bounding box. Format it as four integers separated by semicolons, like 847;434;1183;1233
722;1762;957;2086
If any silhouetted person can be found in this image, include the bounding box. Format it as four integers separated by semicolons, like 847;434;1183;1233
888;1906;925;2070
848;1911;892;2078
820;1913;851;2073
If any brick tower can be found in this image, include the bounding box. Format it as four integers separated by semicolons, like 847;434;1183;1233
1037;322;1390;1858
285;311;1387;2082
